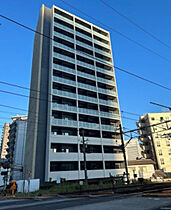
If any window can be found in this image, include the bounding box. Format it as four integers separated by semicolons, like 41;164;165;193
158;149;163;156
166;141;170;146
105;161;124;169
160;158;165;165
50;161;78;171
103;146;122;154
80;145;102;153
168;149;171;155
156;141;161;147
80;161;103;170
160;117;164;121
151;117;155;120
51;143;78;153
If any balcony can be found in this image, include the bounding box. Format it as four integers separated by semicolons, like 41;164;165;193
99;99;118;107
94;39;109;49
78;83;97;92
94;47;111;57
54;22;74;34
54;31;74;43
75;31;92;42
53;76;76;87
98;88;116;96
52;118;77;127
97;77;115;86
53;89;76;99
77;60;95;70
101;124;119;132
54;13;73;25
77;71;95;80
53;52;75;64
78;95;98;103
75;23;91;33
76;40;93;51
79;108;99;116
93;30;109;41
100;112;120;119
53;64;76;75
79;121;100;130
53;42;75;54
96;66;113;76
52;103;77;112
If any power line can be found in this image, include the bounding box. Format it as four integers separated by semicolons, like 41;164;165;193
121;110;140;117
99;0;171;50
0;15;171;92
59;0;171;63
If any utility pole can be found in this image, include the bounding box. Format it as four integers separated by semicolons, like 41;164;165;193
80;128;88;184
119;124;130;184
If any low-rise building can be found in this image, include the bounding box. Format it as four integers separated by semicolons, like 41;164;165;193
0;123;10;159
137;112;171;173
7;115;27;180
128;159;155;181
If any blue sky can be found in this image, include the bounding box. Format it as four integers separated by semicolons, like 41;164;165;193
0;0;171;138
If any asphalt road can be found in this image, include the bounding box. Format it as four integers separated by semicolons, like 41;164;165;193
0;194;171;210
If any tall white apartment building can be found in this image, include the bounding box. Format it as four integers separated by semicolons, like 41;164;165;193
24;5;125;183
0;123;10;159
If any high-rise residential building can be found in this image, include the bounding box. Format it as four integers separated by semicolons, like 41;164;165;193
24;5;125;183
7;116;27;180
125;139;143;160
137;112;171;173
0;123;10;159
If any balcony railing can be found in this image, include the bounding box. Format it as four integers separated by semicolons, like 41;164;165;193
79;121;100;130
54;13;73;25
54;31;74;43
94;39;109;49
94;47;111;57
101;124;119;132
75;23;92;33
98;88;116;96
79;108;99;116
54;22;74;34
52;118;77;127
78;82;97;92
52;103;77;112
97;77;115;85
53;52;75;64
96;66;113;76
53;42;75;54
78;95;98;103
99;99;118;107
53;64;76;75
100;112;120;119
77;60;95;70
76;40;93;51
77;71;95;80
75;31;92;42
53;89;76;99
93;30;109;41
53;76;76;86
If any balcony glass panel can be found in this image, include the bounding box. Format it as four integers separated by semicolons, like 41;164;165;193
52;118;77;127
97;77;115;85
98;88;116;96
79;108;98;116
53;89;76;99
77;71;95;80
99;99;118;107
94;48;111;57
54;13;73;25
78;83;97;91
54;31;74;43
75;31;92;41
77;51;94;61
53;64;76;75
93;31;109;41
76;40;93;51
53;76;76;86
54;22;74;34
94;39;109;48
52;103;77;112
100;112;120;119
75;23;91;33
78;95;98;103
54;42;75;53
77;60;95;70
96;66;113;76
79;121;100;130
53;52;75;64
101;124;118;132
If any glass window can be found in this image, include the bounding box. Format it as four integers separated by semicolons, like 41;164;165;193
160;158;165;165
156;141;161;147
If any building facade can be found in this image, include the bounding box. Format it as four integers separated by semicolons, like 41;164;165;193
7;116;27;180
24;5;125;183
137;113;171;173
125;139;143;160
0;123;10;159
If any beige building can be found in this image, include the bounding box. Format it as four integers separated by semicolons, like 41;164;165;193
128;159;155;181
137;113;171;173
0;123;10;159
125;139;143;160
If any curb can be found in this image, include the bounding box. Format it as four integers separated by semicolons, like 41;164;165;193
142;194;171;198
